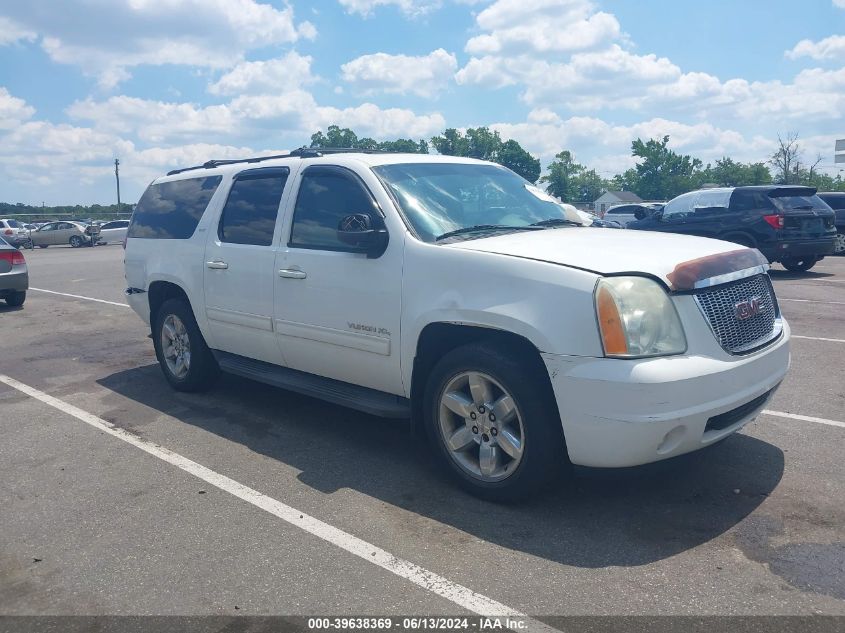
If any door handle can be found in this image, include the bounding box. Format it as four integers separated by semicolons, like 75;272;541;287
278;268;307;279
206;260;229;270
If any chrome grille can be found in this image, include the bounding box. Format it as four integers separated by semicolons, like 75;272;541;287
693;274;781;354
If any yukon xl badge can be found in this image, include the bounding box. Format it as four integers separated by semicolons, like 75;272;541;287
735;296;761;320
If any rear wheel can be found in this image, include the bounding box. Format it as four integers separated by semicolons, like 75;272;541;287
423;341;567;502
5;291;26;307
835;232;845;255
153;298;219;392
782;256;819;272
69;235;83;248
38;244;48;249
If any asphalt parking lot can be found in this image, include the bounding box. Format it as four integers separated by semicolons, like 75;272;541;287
1;244;843;621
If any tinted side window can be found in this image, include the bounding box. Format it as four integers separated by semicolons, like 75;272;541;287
731;190;774;212
822;196;845;210
219;168;288;246
128;176;222;239
290;168;379;250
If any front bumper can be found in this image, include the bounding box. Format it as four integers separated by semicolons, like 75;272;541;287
542;323;790;468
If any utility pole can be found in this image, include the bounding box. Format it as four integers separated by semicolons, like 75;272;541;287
114;158;121;214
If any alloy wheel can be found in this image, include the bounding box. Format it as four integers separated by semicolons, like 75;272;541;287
161;314;191;379
438;371;525;482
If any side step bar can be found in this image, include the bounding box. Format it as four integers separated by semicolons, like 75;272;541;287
213;351;411;418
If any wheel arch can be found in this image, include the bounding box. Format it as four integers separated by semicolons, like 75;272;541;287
148;280;198;330
409;322;554;434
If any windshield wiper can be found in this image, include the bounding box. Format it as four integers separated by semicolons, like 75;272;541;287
529;218;582;227
435;224;540;242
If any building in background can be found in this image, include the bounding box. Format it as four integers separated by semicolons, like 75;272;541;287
594;191;643;215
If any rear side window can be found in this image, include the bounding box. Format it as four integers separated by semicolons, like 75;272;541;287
731;190;775;212
219;167;288;246
128;176;222;239
821;196;845;210
290;167;380;250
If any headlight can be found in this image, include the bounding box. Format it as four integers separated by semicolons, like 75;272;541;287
594;276;687;358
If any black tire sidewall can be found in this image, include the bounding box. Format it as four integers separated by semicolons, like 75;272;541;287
153;298;218;392
69;236;82;248
5;291;25;307
423;342;566;501
782;256;818;272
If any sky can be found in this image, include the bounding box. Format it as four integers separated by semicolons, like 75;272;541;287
0;0;843;205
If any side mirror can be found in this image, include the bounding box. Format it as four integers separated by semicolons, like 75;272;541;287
337;213;388;258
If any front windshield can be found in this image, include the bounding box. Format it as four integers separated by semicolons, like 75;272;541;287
373;162;584;242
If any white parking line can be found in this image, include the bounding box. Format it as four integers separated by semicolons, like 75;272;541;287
791;335;845;343
763;409;845;429
779;298;845;306
30;287;129;308
0;374;556;631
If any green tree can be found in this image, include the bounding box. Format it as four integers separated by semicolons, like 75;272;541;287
539;150;584;201
630;135;703;200
571;168;608;203
310;125;359;148
497;139;541;183
431;127;541;182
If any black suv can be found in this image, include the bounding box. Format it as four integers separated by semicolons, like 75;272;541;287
628;186;837;271
817;192;845;255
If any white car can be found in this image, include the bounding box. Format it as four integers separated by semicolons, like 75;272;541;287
97;220;130;244
0;218;31;248
125;150;790;500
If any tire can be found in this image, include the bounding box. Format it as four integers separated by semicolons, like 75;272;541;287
38;245;48;249
22;240;33;250
835;232;845;255
152;298;219;392
781;256;819;272
5;291;26;307
423;341;567;502
69;235;83;248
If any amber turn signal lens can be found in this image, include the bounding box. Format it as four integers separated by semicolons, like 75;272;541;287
596;285;628;356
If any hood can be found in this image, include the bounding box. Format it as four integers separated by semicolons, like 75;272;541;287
447;228;766;290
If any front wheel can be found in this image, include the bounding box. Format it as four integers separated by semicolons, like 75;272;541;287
5;291;26;307
423;341;567;502
152;298;219;392
834;232;845;255
782;256;819;272
69;235;83;248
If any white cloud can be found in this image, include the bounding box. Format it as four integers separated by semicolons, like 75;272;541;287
458;45;681;108
835;0;845;8
489;113;775;179
1;1;316;88
338;0;440;17
0;16;36;45
208;52;317;96
0;87;36;129
341;49;458;98
786;35;845;61
338;0;488;17
67;90;446;148
466;0;619;55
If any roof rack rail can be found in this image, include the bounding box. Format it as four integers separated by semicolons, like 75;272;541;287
166;147;392;176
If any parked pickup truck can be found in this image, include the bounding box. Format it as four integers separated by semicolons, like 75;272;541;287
124;149;790;500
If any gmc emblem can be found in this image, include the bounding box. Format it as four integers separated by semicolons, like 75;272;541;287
735;296;762;320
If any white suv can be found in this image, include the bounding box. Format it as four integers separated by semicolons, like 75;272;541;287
124;149;790;500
